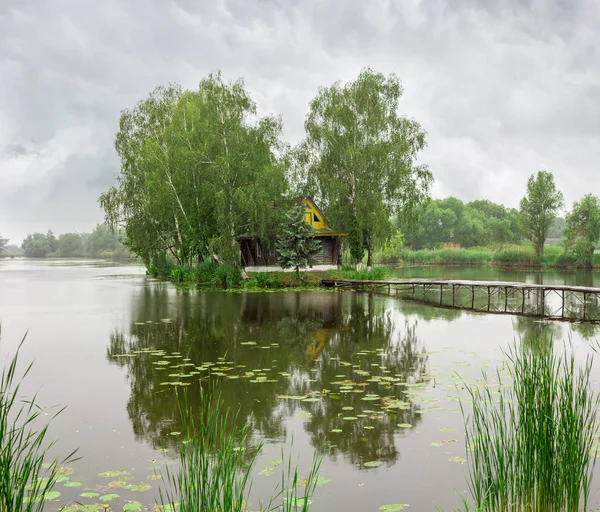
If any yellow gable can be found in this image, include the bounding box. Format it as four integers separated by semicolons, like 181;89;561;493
303;198;330;230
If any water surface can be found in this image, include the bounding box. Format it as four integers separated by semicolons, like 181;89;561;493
1;260;600;511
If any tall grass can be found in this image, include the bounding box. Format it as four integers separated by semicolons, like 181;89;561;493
383;244;594;268
159;391;322;511
462;334;598;511
0;329;78;511
158;392;258;512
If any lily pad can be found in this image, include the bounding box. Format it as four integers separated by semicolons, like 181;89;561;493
364;460;382;468
80;492;100;498
259;468;274;476
99;493;119;501
379;505;409;511
266;460;282;467
123;484;151;492
397;423;412;428
64;481;82;487
123;503;142;511
448;456;467;463
98;470;130;478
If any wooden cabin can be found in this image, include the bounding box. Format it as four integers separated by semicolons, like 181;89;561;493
238;197;348;268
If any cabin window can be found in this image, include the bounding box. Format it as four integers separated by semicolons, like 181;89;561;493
313;213;321;223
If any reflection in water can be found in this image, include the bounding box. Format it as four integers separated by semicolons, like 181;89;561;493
107;291;428;467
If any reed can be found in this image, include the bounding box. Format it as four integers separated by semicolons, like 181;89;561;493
461;333;598;511
0;329;78;511
158;391;258;512
158;391;322;512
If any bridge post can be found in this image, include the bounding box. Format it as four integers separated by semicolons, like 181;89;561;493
440;284;443;305
562;289;565;319
522;289;525;314
452;284;455;307
504;286;508;312
471;287;475;309
584;292;587;321
487;286;491;312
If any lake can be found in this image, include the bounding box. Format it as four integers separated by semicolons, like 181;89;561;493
1;259;600;511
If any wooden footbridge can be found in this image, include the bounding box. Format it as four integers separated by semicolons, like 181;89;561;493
321;279;600;323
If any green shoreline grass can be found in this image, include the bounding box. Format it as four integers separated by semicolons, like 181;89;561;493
378;244;600;269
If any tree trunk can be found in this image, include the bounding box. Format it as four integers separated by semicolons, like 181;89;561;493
366;234;373;269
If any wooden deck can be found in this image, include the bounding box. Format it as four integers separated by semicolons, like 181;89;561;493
321;278;600;323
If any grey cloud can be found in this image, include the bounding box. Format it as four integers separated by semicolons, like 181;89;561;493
1;0;600;242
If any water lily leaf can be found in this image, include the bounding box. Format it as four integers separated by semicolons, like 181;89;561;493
331;428;343;433
379;504;408;511
26;478;50;491
431;440;456;447
285;498;310;506
266;460;282;467
62;505;104;512
99;470;130;478
123;484;151;492
64;481;82;487
147;474;162;480
80;492;100;498
56;476;70;483
99;493;119;501
123;502;142;511
343;416;358;421
364;460;382;468
298;477;332;486
25;491;62;503
448;456;467;463
259;468;274;476
439;427;457;432
397;423;412;428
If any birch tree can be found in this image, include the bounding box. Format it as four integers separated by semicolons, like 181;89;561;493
296;68;433;266
100;74;286;269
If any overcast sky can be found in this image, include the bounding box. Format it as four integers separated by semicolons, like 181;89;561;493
1;0;599;244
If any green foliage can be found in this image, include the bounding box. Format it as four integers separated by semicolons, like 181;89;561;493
388;244;580;268
519;171;564;257
153;260;242;287
395;247;494;266
403;197;523;250
158;392;321;512
0;328;78;511
57;232;84;258
249;272;284;289
336;266;386;280
20;225;130;260
380;230;404;261
463;335;598;511
296;67;432;265
276;205;322;280
21;231;57;258
0;234;7;255
100;73;286;269
87;224;122;258
564;194;600;268
158;392;259;512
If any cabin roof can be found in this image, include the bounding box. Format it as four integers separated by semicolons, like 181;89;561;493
238;196;348;240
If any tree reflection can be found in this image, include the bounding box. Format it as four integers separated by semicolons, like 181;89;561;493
106;289;429;468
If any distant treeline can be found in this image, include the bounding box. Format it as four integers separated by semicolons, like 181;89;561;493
0;224;131;260
400;196;566;250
